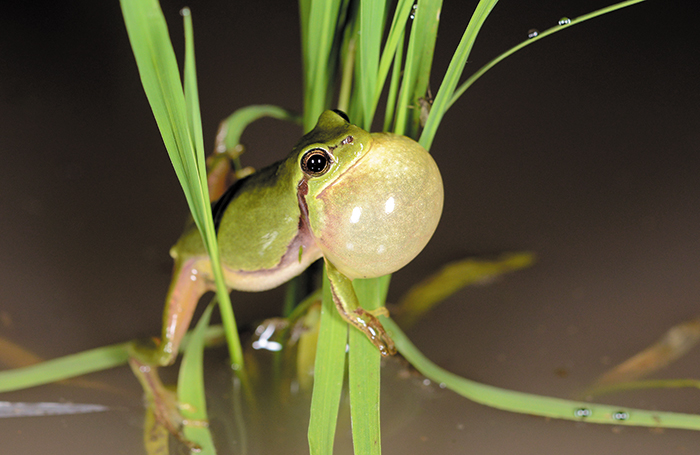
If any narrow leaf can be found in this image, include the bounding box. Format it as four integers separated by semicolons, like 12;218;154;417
419;0;497;150
348;277;389;455
308;268;348;455
121;0;245;372
0;343;130;393
447;0;647;110
381;316;700;431
394;0;442;137
178;303;217;454
303;0;343;129
357;0;385;129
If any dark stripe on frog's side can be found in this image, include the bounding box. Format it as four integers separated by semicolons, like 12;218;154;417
212;175;249;233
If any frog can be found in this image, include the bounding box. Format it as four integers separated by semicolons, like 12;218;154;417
133;109;443;369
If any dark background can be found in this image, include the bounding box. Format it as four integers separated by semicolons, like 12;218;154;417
1;1;699;453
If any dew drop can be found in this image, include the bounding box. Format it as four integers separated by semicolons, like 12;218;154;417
558;17;571;25
574;408;592;418
410;3;418;20
612;411;629;421
527;29;539;39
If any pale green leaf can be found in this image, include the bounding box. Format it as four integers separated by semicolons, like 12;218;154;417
308;268;348;455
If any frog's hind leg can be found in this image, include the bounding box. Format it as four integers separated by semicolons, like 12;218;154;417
128;358;200;451
131;256;214;367
128;255;213;448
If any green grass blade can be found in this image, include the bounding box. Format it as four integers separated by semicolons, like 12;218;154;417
181;5;245;377
302;0;343;129
382;28;404;131
348;332;380;455
120;0;195;208
121;0;245;373
299;0;311;94
357;0;385;129
308;268;348;455
448;0;647;110
375;0;413;127
381;317;700;431
348;277;390;455
178;303;217;454
182;8;205;176
394;0;442;138
0;343;130;393
404;0;441;137
0;323;226;395
418;0;497;150
337;33;356;114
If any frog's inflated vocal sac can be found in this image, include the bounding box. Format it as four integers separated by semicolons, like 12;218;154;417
139;109;443;364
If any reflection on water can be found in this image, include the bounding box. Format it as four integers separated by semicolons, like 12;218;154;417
203;337;444;455
2;323;700;454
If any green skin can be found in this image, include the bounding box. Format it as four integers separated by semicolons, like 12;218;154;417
135;110;443;365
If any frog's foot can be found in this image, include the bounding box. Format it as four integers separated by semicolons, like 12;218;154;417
351;308;397;356
128;358;200;451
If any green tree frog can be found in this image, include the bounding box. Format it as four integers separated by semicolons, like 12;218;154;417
138;110;443;365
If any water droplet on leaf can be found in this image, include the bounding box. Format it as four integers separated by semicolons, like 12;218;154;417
527;29;539;39
410;2;418;20
558;17;571;25
574;408;592;418
612;411;629;421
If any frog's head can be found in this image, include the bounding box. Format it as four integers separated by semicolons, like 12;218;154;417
292;110;372;193
295;110;444;280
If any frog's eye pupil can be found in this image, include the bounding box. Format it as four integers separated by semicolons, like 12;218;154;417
301;149;331;176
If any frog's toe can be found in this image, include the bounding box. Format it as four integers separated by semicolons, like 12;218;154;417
353;308;397;356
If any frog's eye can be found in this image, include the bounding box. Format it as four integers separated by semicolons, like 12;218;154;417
301;148;332;176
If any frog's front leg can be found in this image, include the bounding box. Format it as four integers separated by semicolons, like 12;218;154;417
324;259;396;356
